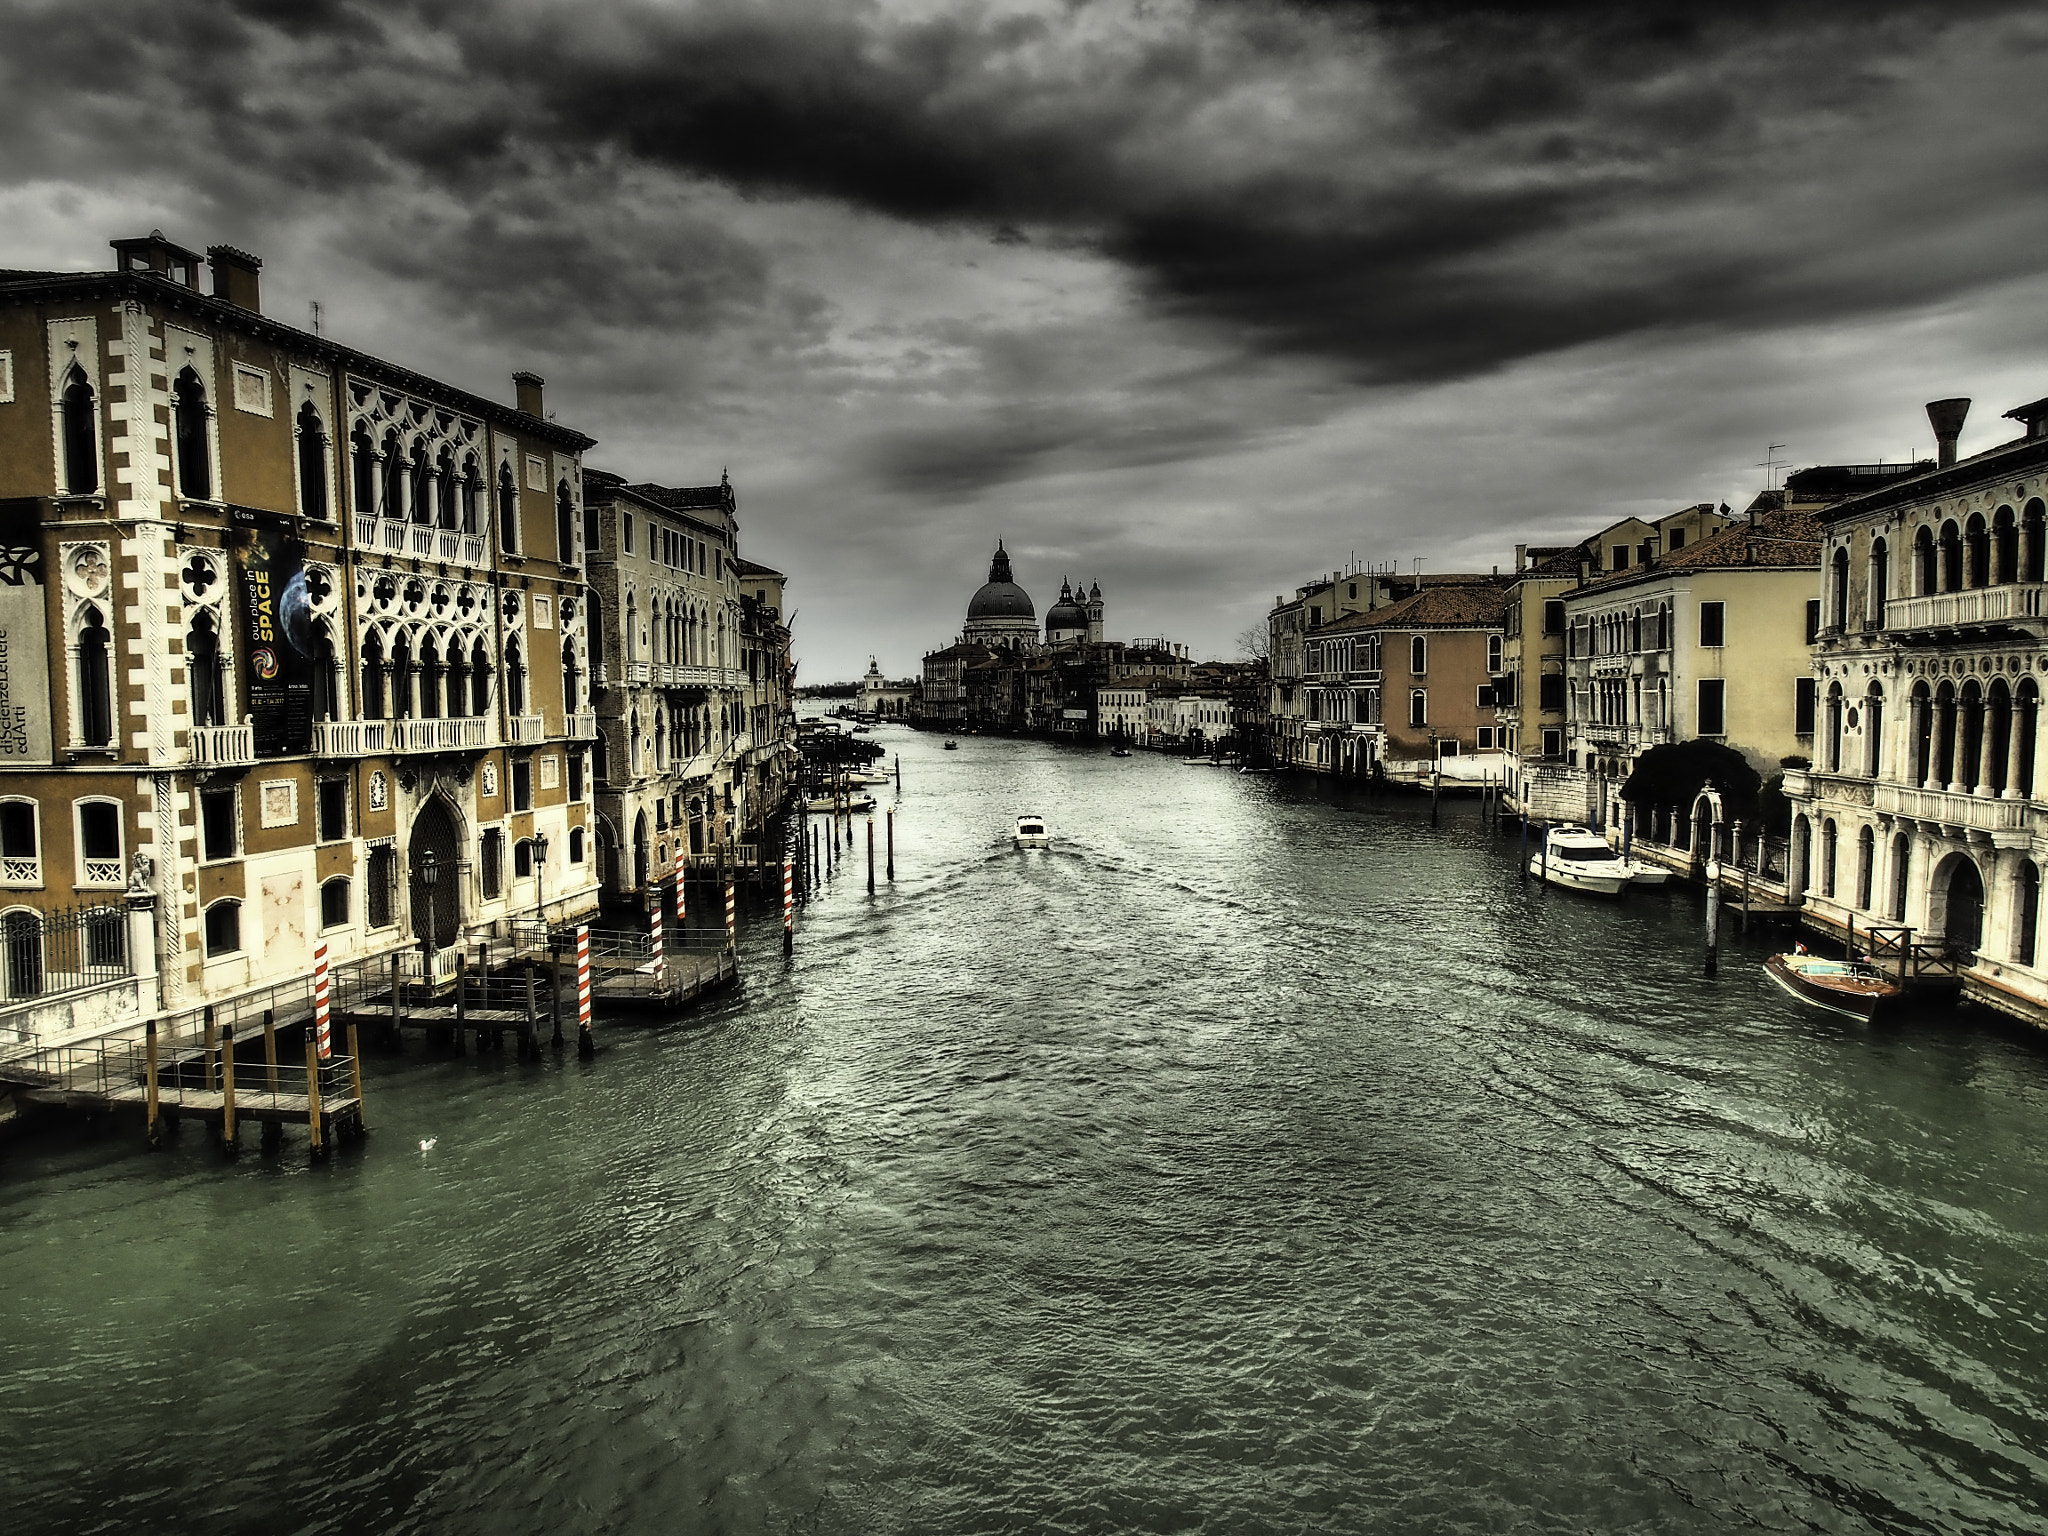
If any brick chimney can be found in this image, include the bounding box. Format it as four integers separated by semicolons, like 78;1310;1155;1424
1926;397;1970;468
513;371;545;418
207;245;262;312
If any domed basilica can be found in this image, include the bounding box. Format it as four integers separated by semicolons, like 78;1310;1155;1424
959;541;1103;652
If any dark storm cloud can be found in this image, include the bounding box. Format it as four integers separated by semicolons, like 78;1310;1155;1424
8;0;2042;392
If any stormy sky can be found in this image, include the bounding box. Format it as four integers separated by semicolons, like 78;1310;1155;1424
7;0;2048;678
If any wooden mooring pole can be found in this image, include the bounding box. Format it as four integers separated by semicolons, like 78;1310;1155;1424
204;1005;218;1090
220;1024;238;1156
575;924;594;1061
867;813;875;894
303;1030;326;1160
145;1019;161;1150
886;806;895;882
346;1022;366;1132
1704;856;1722;977
550;940;565;1050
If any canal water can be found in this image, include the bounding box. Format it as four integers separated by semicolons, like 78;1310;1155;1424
5;730;2047;1534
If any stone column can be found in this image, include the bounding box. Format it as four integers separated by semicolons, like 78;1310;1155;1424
1976;699;1998;798
2005;699;2026;799
1943;697;1963;794
126;888;161;1022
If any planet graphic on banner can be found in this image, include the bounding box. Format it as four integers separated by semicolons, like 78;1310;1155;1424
279;568;314;658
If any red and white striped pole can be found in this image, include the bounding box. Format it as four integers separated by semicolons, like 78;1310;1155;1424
575;923;594;1059
649;898;666;985
674;845;687;936
313;939;332;1060
724;877;736;951
782;857;794;955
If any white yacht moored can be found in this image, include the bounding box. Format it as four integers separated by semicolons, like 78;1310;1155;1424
1014;814;1051;850
1529;825;1632;896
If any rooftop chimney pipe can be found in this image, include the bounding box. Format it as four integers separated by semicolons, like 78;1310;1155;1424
513;371;546;418
207;245;262;313
1926;397;1970;468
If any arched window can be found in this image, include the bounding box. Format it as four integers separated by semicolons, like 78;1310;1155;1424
514;839;533;879
1960;679;1984;792
409;443;431;524
61;368;98;495
382;429;405;518
562;640;580;714
497;463;519;552
419;635;442;719
3;908;45;999
173;366;212;500
297;401;328;519
204;898;242;958
437;447;458;529
446;644;469;720
569;827;585;864
361;630;386;718
1830;545;1850;629
629;708;641;774
557;481;576;564
312;625;340;722
1935;680;1958;785
76;605;113;746
1990;679;2015;795
2017;861;2042;966
626;594;638;660
587;600;604;674
351;422;376;518
0;799;39;884
461;454;483;535
320;876;351;930
1914;525;1937;596
1864;682;1884;777
1410;636;1426;675
1855;825;1875;909
653;705;667;771
2025;500;2047;585
2020;679;2040;798
1826;682;1844;773
1821;819;1838;898
1910;679;1933;785
1994;507;2018;585
1966;513;1990;589
1940;520;1963;593
505;637;526;716
391;631;415;720
470;639;492;717
1868;536;1889;628
188;609;226;728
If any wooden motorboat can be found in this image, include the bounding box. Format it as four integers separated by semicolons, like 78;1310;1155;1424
1764;950;1902;1022
943;740;959;750
1014;814;1050;850
1528;825;1631;896
1109;747;1133;758
804;793;875;813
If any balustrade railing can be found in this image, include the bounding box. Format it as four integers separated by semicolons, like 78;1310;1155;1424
567;710;598;740
378;517;409;554
626;661;651;684
1886;583;2048;631
1872;781;2030;832
507;713;546;743
354;513;379;547
189;723;256;766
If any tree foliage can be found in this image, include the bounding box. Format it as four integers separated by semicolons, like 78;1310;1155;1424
1620;739;1762;820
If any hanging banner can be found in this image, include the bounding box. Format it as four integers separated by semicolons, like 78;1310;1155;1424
0;506;51;765
237;520;312;756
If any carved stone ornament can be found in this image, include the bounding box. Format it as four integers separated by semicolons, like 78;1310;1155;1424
63;542;111;600
368;770;388;811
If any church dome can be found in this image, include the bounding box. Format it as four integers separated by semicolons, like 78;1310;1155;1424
967;542;1035;621
1045;579;1088;635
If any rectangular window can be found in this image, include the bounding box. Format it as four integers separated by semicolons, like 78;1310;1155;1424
1476;683;1494;708
1439;739;1459;757
317;779;348;842
481;829;502;898
1669;527;1686;551
366;846;395;928
79;802;121;866
568;750;584;802
512;760;532;812
1795;676;1817;735
321;878;350;929
1539;674;1565;711
1612;547;1630;570
1409;689;1427;728
1699;601;1726;648
584;505;599;554
0;349;12;404
1541;728;1563;757
200;788;236;861
1698;678;1727;736
1805;599;1821;647
1543;600;1565;635
715;548;723;580
622;513;634;555
1410;636;1427;675
1493;672;1516;707
1476;727;1495;750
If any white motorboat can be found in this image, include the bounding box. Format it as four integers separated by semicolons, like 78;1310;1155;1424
1014;814;1051;850
1529;825;1631;896
805;792;875;813
1622;858;1672;888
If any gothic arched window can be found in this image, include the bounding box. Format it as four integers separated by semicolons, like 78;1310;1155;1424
297;401;328;519
498;463;519;553
188;610;226;728
61;368;98;495
173;367;211;500
77;606;113;746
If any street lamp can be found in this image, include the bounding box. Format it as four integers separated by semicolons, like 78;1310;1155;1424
532;831;550;918
418;848;439;980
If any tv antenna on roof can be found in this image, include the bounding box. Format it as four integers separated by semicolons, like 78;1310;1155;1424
309;300;323;338
1759;443;1788;491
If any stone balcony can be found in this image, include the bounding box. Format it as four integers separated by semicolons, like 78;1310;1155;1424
625;661;652;684
1873;781;2030;835
188;723;255;767
1886;584;2048;632
506;713;547;744
567;710;598;740
311;717;496;756
355;514;488;568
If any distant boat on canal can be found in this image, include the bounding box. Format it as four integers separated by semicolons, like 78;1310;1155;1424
943;740;959;750
1764;950;1902;1022
1109;746;1132;757
1529;825;1632;896
1014;814;1050;849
